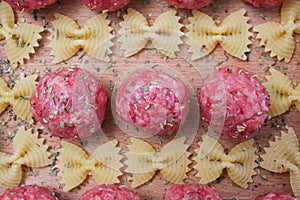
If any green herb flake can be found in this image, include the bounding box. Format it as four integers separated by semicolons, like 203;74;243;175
260;174;268;180
144;85;149;91
145;104;151;110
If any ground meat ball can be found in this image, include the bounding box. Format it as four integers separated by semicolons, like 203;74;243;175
30;67;107;139
162;183;223;200
81;0;130;11
4;0;57;10
0;185;57;200
243;0;284;7
165;0;212;9
255;193;297;200
115;69;189;135
199;66;269;141
79;184;140;200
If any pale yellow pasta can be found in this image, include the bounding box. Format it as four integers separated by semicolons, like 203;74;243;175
0;2;44;66
254;0;300;63
260;127;300;199
0;75;38;123
125;137;190;188
119;8;183;58
12;74;38;97
161;151;191;184
194;135;257;188
0;126;51;189
186;9;251;61
263;68;300;117
290;85;300;111
281;0;300;34
57;140;122;192
49;13;113;63
0;1;15;40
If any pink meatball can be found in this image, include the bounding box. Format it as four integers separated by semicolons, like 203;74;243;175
243;0;284;7
115;69;189;135
30;67;107;139
80;185;140;200
81;0;130;11
199;66;270;141
255;192;297;200
163;184;223;200
0;185;57;200
165;0;212;9
4;0;57;10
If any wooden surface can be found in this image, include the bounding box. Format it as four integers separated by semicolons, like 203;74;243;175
0;0;300;199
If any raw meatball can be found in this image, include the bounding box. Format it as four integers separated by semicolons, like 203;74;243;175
165;0;212;9
30;67;107;139
81;0;130;11
115;69;189;135
162;183;223;200
255;193;297;200
199;66;269;141
79;184;140;200
243;0;284;7
0;185;57;200
4;0;57;10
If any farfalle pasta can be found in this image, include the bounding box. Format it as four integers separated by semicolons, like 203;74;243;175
57;140;123;192
254;0;300;63
186;9;252;61
119;8;183;58
49;13;113;63
193;135;258;188
0;126;51;189
0;74;38;123
263;68;300;117
0;1;44;66
260;127;300;199
125;137;191;188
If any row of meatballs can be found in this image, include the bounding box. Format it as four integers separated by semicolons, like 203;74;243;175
30;66;270;141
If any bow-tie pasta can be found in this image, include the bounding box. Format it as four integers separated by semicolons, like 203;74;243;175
186;9;252;61
254;0;300;63
57;140;123;192
0;126;52;189
0;1;44;66
0;74;38;123
260;127;300;199
263;68;300;117
49;13;113;63
119;8;183;58
125;137;191;188
194;135;258;188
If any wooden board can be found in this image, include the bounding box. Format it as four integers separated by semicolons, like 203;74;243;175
0;0;300;199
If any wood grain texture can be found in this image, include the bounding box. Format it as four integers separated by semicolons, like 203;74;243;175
0;0;300;199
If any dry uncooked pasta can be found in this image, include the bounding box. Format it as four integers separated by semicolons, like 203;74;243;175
125;137;191;188
0;1;44;66
0;74;38;123
193;135;257;188
119;8;183;58
254;0;300;63
49;13;113;63
260;127;300;199
263;68;300;117
0;126;51;189
57;140;123;192
186;9;252;61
